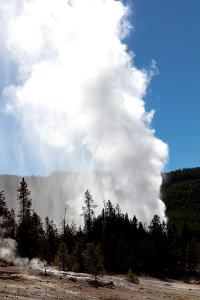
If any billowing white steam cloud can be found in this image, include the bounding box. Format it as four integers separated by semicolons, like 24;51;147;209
0;0;168;222
0;237;45;268
0;237;27;265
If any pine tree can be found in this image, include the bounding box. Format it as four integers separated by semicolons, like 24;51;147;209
4;209;16;239
30;211;45;258
0;191;16;239
17;178;32;224
71;241;84;272
82;190;97;235
148;215;168;274
0;190;8;217
83;243;104;281
44;217;58;263
0;190;9;231
57;242;70;271
16;178;32;258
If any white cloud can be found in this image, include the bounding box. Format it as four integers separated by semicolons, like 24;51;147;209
0;0;168;222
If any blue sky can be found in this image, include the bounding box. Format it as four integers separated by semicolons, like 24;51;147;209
128;0;200;171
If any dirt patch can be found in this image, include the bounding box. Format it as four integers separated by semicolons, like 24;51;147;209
1;266;200;299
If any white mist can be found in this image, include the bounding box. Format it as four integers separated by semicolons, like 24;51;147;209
0;0;168;223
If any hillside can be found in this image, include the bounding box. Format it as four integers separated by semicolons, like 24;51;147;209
161;167;200;232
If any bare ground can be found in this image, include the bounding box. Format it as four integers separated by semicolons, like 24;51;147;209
1;266;200;299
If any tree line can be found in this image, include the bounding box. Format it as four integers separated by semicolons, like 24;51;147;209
1;175;200;278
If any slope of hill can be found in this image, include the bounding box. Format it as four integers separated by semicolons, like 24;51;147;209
161;167;200;232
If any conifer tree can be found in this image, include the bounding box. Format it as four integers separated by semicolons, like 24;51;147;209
44;217;58;263
30;211;45;258
4;209;16;239
16;177;32;258
83;243;104;281
0;190;9;231
0;190;8;217
148;215;168;273
17;178;32;224
0;191;16;238
82;190;97;235
57;242;70;271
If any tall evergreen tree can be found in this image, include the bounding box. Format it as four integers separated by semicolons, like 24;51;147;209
148;215;168;274
44;217;58;263
17;178;32;224
0;190;8;217
3;209;16;239
83;243;104;280
57;242;70;271
30;211;45;258
82;190;97;236
16;178;32;258
0;190;14;237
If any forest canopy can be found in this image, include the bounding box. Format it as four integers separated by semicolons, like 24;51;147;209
1;168;200;277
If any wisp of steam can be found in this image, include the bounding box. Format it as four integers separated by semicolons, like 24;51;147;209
0;236;45;267
0;0;168;223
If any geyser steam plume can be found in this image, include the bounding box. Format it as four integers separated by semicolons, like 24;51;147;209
0;0;168;223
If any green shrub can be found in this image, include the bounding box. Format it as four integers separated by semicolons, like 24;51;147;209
72;262;80;272
127;268;139;284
